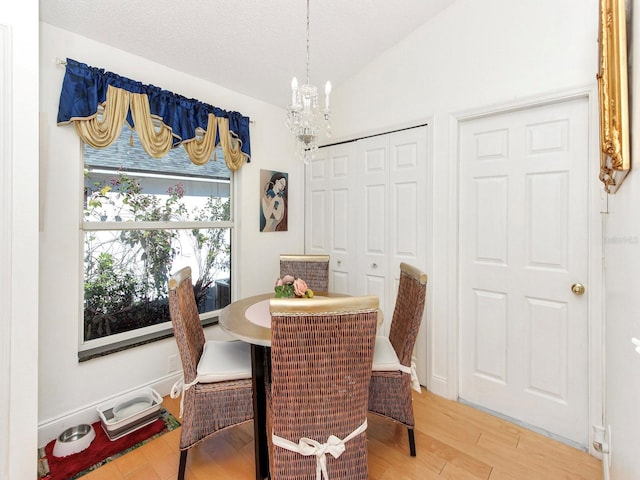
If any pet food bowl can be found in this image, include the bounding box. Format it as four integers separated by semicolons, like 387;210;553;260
52;424;96;457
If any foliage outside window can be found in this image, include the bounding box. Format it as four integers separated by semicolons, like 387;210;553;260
82;128;233;349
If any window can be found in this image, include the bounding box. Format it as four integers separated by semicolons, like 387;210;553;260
81;127;233;353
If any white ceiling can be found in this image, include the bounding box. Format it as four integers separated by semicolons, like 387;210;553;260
40;0;458;107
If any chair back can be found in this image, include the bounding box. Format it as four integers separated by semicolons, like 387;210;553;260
168;266;205;385
269;295;378;479
279;254;330;292
388;262;428;366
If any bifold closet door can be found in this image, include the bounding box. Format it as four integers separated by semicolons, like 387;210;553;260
306;126;429;381
356;134;391;317
304;142;357;294
356;128;427;335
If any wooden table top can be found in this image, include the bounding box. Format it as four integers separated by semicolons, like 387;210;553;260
218;293;274;346
218;292;353;346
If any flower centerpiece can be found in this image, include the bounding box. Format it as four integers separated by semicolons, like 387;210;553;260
274;275;314;298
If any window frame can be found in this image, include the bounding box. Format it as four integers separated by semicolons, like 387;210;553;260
78;147;236;357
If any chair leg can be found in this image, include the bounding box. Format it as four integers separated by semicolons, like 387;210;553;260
178;449;188;480
407;428;416;456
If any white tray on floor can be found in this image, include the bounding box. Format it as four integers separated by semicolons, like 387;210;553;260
97;387;163;441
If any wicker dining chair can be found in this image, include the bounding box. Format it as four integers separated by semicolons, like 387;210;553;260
168;267;253;480
369;262;428;456
267;295;379;480
279;254;330;293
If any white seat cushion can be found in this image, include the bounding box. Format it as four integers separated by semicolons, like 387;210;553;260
372;336;401;372
196;340;252;383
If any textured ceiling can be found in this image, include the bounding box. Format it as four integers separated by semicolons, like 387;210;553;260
40;0;457;107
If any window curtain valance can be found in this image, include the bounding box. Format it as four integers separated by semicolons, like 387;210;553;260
57;58;251;170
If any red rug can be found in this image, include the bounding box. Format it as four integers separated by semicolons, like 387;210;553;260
38;409;179;480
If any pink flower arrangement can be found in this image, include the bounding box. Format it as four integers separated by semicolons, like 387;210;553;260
274;275;314;298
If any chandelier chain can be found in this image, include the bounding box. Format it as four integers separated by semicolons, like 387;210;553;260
306;0;310;85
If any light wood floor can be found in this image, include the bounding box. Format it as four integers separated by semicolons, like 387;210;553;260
81;388;602;480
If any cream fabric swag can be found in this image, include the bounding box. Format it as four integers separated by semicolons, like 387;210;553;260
73;84;246;171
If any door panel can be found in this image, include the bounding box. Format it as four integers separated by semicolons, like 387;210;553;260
328;144;357;294
305;142;357;294
357;135;389;313
306;152;329;253
308;188;326;251
388;128;428;335
526;297;568;400
459;97;589;446
526;172;568;269
474;289;508;383
474;176;508;264
365;183;387;255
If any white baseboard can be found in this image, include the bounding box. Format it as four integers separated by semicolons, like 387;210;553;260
428;375;452;400
37;373;181;448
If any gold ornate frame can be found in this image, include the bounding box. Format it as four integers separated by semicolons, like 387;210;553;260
597;0;630;193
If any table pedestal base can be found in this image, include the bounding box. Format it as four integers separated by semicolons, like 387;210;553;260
251;344;270;480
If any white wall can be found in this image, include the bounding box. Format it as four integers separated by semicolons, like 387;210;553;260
38;23;302;446
0;1;39;479
332;0;639;475
601;3;640;477
332;0;599;398
604;163;640;479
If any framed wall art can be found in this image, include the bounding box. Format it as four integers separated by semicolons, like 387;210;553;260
260;169;288;232
598;0;630;193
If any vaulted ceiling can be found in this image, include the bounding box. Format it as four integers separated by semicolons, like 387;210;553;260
40;0;458;107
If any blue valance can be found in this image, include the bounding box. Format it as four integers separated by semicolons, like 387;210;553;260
57;58;251;160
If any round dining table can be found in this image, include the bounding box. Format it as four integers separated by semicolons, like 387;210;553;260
219;293;272;480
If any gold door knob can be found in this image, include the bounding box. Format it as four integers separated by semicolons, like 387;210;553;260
571;283;585;296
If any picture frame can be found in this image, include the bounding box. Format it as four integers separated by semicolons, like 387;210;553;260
259;169;288;232
597;0;630;193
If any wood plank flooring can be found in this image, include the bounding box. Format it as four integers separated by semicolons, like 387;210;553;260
81;388;602;479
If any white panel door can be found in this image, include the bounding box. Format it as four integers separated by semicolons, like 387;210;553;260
458;97;589;445
356;135;390;313
305;148;329;254
387;128;428;336
305;142;357;294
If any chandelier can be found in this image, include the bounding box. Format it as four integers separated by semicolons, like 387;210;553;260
285;0;331;164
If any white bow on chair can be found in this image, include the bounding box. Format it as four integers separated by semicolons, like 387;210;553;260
398;360;422;393
170;376;200;418
272;419;368;480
